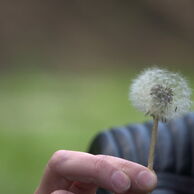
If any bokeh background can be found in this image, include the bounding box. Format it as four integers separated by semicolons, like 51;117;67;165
0;1;194;193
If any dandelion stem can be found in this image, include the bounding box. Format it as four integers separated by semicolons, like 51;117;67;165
147;118;158;194
148;118;159;170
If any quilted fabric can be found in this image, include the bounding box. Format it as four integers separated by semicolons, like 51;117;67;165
88;112;194;194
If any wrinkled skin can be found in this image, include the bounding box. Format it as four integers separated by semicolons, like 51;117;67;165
35;150;157;194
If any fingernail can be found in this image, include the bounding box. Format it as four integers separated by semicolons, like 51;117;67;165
111;171;131;193
136;170;157;190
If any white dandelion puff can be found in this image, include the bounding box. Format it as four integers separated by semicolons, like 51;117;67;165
129;67;192;172
129;67;192;122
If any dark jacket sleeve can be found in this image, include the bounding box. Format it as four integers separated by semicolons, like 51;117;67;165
88;112;194;194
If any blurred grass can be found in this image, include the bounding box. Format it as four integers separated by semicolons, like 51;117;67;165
0;68;193;193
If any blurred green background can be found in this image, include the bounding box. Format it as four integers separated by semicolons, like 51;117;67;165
1;1;194;193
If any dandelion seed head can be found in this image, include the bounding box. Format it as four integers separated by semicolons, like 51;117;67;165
129;67;192;121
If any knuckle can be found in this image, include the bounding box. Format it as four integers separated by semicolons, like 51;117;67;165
48;150;67;171
51;191;68;194
119;161;129;172
94;155;109;174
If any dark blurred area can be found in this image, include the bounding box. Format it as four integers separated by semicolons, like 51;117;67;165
1;1;194;70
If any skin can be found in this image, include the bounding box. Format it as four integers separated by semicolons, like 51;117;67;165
35;150;157;194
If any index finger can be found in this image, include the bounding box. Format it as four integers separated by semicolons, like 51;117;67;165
36;150;157;194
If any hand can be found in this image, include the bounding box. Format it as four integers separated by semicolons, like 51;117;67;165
35;150;157;194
